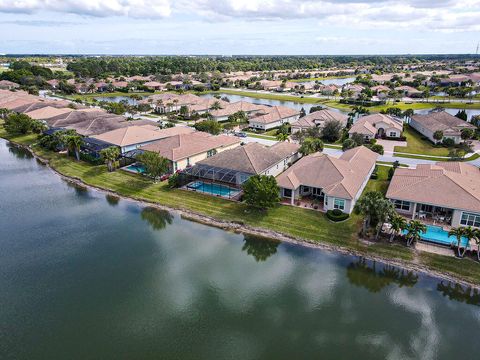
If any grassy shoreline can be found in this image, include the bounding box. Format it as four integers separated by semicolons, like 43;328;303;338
1;127;480;286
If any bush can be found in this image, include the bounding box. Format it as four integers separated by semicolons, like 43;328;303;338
168;173;180;188
326;209;350;222
80;152;103;165
442;138;455;148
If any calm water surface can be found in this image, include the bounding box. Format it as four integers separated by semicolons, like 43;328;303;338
1;138;479;360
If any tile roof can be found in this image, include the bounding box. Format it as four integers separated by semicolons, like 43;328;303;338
25;106;73;120
210;101;263;118
410;111;476;135
249;105;299;124
140;132;241;161
386;162;480;212
291;109;348;130
197;142;299;174
349;113;402;135
276;146;378;199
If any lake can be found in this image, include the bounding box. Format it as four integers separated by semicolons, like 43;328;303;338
297;76;356;87
93;95;143;105
1;138;480;359
199;93;342;114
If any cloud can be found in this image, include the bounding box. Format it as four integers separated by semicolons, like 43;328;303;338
1;0;479;32
0;0;172;18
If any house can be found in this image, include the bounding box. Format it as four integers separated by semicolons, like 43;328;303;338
394;86;422;98
44;109;130;136
371;85;390;99
0;80;20;90
409;111;476;144
140;93;202;113
291;109;348;134
209;101;264;122
46;79;60;89
386;162;480;228
144;81;165;91
277;146;378;213
187;98;229;115
25;106;73;120
140;132;241;173
342;84;364;98
349;113;403;140
248;105;300;131
91;125;194;154
112;81;129;89
184;142;301;187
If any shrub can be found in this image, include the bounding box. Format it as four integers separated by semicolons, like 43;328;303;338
168;173;180;188
326;209;350;222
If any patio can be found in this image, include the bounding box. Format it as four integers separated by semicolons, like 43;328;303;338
413;203;453;226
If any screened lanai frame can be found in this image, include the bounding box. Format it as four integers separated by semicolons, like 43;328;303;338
178;164;253;200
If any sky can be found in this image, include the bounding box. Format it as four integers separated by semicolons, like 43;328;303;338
0;0;479;55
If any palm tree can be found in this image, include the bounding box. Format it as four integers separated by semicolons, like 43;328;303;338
355;191;384;235
100;146;120;172
374;200;395;240
65;134;83;161
448;226;472;258
405;220;427;247
389;214;408;242
210;100;222;110
276;133;289;142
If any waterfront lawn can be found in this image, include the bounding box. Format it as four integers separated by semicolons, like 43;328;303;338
394;126;449;156
420;253;480;285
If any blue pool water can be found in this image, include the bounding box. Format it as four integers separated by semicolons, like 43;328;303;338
126;164;146;174
187;181;239;197
403;225;469;247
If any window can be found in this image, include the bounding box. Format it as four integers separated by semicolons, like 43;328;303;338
283;188;292;198
186;157;190;166
312;187;322;196
207;149;217;158
461;212;480;227
334;198;345;211
393;200;410;211
389;131;397;137
325;197;328;206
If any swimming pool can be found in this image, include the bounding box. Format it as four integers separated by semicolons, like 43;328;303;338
187;181;240;198
125;164;146;174
403;225;469;247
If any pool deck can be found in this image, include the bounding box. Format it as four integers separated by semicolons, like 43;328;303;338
415;242;455;256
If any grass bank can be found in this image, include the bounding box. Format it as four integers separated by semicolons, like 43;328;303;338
3;127;480;285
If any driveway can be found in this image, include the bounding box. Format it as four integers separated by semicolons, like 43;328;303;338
376;139;407;153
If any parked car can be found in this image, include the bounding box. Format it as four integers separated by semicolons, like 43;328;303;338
235;132;247;138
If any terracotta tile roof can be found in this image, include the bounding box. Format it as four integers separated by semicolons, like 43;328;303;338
93;124;194;146
210;101;264;118
249;105;299;124
276;146;378;199
25;106;73;120
386;162;480;212
140;132;241;161
411;111;475;135
349;113;403;136
188;98;229;113
291;110;348;130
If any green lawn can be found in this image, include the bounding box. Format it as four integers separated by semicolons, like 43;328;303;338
420;253;480;285
364;165;390;195
394;126;450;156
2;127;480;284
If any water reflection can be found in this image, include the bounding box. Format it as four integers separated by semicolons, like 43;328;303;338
437;281;480;306
7;142;33;159
241;234;280;262
105;194;120;206
347;257;418;293
140;207;174;230
64;180;89;196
